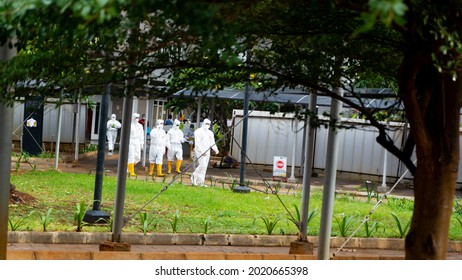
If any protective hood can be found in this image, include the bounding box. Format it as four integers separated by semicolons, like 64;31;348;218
156;119;164;129
202;118;211;130
173;119;181;129
132;113;140;124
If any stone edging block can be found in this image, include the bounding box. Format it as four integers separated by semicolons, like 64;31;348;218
6;231;462;252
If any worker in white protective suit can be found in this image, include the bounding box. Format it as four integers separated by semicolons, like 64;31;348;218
128;113;144;176
149;119;167;176
166;119;190;174
106;114;121;155
191;118;219;186
184;123;195;158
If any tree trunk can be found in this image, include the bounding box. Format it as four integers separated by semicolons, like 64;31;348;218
399;49;461;259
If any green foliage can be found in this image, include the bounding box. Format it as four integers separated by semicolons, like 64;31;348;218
287;204;317;234
168;210;181;233
364;221;380;238
36;208;53;232
390;213;411;238
8;213;31;231
260;216;280;235
334;214;356;237
203;217;211;234
79;144;97;154
456;216;462;230
388;197;414;211
74;201;89;232
138;212;158;235
14;151;36;172
359;181;379;202
454;198;462;215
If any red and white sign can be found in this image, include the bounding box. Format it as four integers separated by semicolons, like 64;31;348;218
273;156;287;179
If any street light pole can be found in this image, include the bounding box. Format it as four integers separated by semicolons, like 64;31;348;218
84;85;110;223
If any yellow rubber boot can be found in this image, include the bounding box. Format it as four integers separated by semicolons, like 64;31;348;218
167;161;173;174
149;163;154;176
157;164;165;177
128;163;136;176
175;160;182;173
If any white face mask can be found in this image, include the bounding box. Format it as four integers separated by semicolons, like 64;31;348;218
204;123;211;129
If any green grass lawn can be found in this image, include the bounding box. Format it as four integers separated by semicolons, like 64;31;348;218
8;170;462;240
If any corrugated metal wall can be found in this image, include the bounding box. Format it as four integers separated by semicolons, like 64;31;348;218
231;110;458;183
13;101;87;143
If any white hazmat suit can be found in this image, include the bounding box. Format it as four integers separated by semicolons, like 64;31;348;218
149;119;167;176
128;113;144;176
166;119;189;173
106;114;121;154
191;118;219;186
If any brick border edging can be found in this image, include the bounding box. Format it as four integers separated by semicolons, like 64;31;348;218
7;231;462;252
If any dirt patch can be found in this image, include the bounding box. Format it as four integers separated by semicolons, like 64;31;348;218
9;183;37;205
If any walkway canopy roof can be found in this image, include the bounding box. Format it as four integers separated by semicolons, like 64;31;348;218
172;87;401;110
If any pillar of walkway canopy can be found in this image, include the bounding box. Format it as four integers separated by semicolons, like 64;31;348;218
84;86;110;223
53;98;63;170
317;86;344;260
299;92;317;240
0;40;16;260
233;74;251;193
112;95;134;243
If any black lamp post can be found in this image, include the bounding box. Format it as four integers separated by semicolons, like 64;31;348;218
83;85;111;223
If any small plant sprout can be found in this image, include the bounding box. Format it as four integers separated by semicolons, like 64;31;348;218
225;173;237;190
74;200;89;232
203;217;211;234
391;212;411;238
334;213;356;237
273;181;283;194
37;208;53;232
8;211;32;231
455;216;462;229
364;220;379;237
288;204;317;235
168;210;181;233
260;216;280;235
138;212;158;235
